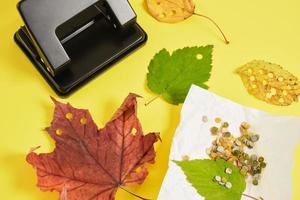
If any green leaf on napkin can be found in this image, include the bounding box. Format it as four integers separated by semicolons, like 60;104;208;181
147;46;213;105
174;159;246;200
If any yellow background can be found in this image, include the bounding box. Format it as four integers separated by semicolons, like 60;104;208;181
1;0;300;199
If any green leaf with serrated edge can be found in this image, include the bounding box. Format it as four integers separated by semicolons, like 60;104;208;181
174;159;246;200
147;46;213;105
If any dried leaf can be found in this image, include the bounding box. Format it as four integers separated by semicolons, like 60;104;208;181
236;60;300;106
145;0;230;44
146;0;195;23
27;94;160;200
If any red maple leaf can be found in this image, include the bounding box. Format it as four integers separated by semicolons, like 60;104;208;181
27;94;160;200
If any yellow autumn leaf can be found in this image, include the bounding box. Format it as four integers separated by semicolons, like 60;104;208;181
236;60;300;106
145;0;229;44
146;0;195;23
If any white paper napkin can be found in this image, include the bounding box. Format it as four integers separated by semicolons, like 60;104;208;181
158;85;300;200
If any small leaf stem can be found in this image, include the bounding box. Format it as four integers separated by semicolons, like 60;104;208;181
242;193;261;200
144;96;160;106
193;12;230;44
119;186;151;200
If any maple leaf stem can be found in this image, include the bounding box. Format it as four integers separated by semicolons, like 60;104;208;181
144;95;160;106
193;12;230;44
119;186;151;200
242;193;261;200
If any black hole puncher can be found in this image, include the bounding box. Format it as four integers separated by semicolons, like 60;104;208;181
15;0;147;95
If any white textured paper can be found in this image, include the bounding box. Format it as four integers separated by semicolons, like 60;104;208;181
158;85;300;200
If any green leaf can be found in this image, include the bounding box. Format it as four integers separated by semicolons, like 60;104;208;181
147;46;213;105
174;159;246;200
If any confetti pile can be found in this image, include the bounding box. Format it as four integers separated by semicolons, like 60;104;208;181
207;118;267;186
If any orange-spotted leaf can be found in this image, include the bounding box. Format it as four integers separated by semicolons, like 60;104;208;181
146;0;195;23
145;0;229;44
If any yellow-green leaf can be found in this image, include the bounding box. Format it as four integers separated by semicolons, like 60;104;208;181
174;159;246;200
